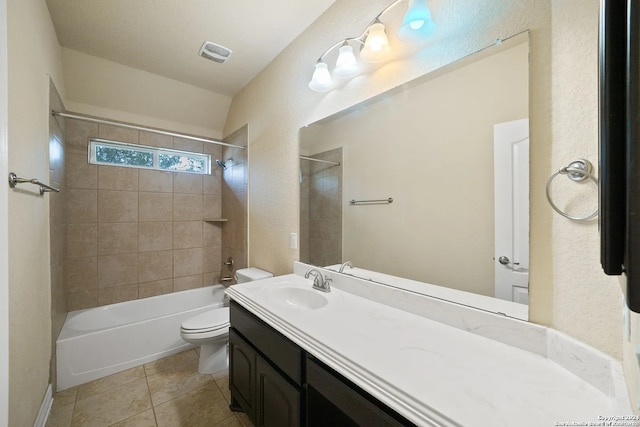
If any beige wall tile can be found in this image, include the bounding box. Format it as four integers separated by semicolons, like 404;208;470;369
98;166;139;191
202;246;221;274
203;173;221;195
66;153;97;189
98;124;139;144
66;119;98;154
174;173;203;194
66;189;97;223
66;223;98;258
98;223;138;255
203;195;222;219
173;248;203;277
139;279;173;298
98;190;138;222
173;274;203;292
173;137;203;153
203;223;222;247
64;257;97;294
138;250;173;282
139;192;173;222
173;193;202;221
98;284;139;306
139;222;172;252
67;290;98;311
140;131;173;149
98;253;138;288
173;221;202;249
139;170;172;193
203;272;220;286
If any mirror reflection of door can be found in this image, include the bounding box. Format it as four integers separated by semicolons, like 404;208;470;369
493;119;530;303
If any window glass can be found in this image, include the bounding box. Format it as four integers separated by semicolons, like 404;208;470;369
89;139;211;175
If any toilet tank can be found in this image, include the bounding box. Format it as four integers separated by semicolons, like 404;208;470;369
236;267;273;283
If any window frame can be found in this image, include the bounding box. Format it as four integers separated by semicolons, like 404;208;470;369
88;138;212;175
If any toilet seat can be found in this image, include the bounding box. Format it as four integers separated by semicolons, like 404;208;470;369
180;307;229;336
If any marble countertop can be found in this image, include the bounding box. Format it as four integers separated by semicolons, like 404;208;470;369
226;269;632;427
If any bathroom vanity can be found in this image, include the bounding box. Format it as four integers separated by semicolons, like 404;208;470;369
225;263;632;426
229;300;412;426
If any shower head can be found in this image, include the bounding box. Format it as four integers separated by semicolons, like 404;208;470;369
215;159;227;170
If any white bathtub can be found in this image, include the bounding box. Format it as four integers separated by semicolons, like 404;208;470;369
56;285;226;391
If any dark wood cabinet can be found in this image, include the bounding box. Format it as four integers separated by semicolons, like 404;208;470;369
256;355;301;427
229;300;414;427
229;329;256;420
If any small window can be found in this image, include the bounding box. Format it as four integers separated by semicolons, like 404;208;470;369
89;139;211;175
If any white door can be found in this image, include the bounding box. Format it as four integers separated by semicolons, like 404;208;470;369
494;119;529;304
0;0;9;424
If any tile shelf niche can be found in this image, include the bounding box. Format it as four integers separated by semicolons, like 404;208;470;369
204;218;228;222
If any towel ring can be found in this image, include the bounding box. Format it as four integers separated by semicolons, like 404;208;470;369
545;159;599;222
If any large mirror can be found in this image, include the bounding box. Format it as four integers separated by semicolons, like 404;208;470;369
299;32;530;319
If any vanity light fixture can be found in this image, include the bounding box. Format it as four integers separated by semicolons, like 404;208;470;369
308;0;436;92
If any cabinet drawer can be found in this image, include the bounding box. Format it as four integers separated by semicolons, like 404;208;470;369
230;301;303;386
307;357;414;427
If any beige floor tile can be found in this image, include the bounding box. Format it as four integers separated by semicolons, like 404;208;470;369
212;372;231;405
154;382;235;427
109;409;157;427
71;378;152;427
213;415;244;427
143;349;198;377
147;369;213;406
235;412;253;427
46;403;74;427
77;366;146;401
52;388;78;411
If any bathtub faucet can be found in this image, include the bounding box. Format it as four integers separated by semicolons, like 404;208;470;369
304;268;332;293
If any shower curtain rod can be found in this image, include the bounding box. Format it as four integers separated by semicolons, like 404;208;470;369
51;111;247;150
299;156;340;166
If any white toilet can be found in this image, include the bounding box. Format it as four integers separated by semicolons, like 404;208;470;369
180;267;273;373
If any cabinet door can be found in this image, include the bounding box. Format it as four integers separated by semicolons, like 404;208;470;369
229;329;256;422
256;355;301;427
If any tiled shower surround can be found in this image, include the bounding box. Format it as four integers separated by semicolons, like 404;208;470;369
300;147;342;267
63;117;225;311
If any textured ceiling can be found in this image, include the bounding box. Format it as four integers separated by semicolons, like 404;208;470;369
46;0;336;97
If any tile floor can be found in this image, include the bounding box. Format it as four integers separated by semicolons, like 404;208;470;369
46;349;253;427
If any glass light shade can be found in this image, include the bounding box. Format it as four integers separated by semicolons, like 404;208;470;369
334;45;359;79
360;22;392;63
308;62;333;92
398;0;435;42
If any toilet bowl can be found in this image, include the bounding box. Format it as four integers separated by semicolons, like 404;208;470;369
180;268;273;373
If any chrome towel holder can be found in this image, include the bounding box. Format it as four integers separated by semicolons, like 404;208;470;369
545;159;598;221
8;172;60;196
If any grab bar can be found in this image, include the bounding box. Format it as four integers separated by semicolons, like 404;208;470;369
349;197;393;205
8;172;60;195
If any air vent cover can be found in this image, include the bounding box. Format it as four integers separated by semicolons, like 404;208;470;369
199;41;232;64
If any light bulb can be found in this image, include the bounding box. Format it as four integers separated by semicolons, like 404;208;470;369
398;0;435;42
361;22;391;63
334;44;359;79
308;62;333;92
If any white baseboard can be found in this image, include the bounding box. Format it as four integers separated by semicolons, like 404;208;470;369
33;384;52;427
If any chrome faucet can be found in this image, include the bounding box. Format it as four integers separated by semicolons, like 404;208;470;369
304;268;332;293
338;261;353;273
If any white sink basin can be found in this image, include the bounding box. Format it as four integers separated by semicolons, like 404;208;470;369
267;287;328;310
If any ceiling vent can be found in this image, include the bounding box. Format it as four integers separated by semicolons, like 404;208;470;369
199;41;232;64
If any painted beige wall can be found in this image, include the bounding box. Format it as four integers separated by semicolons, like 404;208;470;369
301;42;528;297
62;48;231;139
225;0;624;362
7;0;64;424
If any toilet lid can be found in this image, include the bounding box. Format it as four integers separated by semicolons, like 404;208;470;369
181;307;229;332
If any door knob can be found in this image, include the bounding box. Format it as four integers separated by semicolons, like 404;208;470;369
498;256;519;266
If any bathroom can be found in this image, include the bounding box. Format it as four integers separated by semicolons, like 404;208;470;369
1;0;639;426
